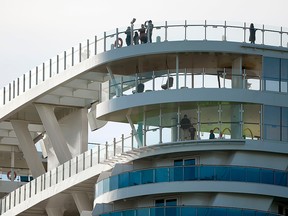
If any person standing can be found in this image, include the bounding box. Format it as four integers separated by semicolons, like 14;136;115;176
139;24;147;44
209;130;215;139
125;26;132;46
145;20;154;43
189;125;196;140
249;23;257;44
180;114;191;140
133;32;139;45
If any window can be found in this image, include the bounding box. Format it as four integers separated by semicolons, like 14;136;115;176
263;57;280;92
172;158;197;181
263;105;281;141
154;198;178;216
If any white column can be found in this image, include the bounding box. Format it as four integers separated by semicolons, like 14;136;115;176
72;192;92;213
11;120;45;178
35;104;72;164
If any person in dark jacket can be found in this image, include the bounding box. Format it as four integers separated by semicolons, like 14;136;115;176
209;130;215;139
139;24;147;44
249;23;256;44
180;114;191;140
125;26;132;46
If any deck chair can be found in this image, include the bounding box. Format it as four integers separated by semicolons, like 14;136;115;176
161;77;174;90
133;83;145;94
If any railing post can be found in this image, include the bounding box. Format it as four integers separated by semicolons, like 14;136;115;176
56;55;59;74
244;22;246;43
42;62;45;81
115;28;119;49
105;141;108;160
121;134;124;152
159;108;163;144
64;51;66;70
223;20;227;41
113;138;116;156
83;152;85;171
204;20;207;40
165;21;168;41
12;80;15;99
184;20;187;41
3;87;5;105
36;66;38;85
90;148;93;167
262;24;265;45
243;69;246;89
79;43;82;63
72;47;74;66
280;27;283;47
94;35;97;55
76;156;78;174
17;77;19;96
23;74;25;93
29;70;32;89
69;160;71;177
202;68;205;88
56;167;58;184
131;130;134;149
49;59;52;77
104;31;107;51
9;83;11;101
98;145;100;163
87;39;90;59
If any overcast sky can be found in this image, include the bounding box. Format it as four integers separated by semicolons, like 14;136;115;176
1;0;288;143
1;0;288;88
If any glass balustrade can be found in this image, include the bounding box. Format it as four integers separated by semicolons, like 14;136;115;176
95;165;288;198
99;205;281;216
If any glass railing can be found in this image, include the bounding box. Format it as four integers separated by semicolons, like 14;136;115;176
95;165;288;197
1;20;287;107
107;68;261;100
99;205;281;216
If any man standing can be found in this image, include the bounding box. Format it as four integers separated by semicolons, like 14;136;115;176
145;20;154;43
180;114;191;140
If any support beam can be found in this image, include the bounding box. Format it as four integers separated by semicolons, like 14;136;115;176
72;192;92;213
35;104;72;164
126;114;142;147
10;120;45;178
106;66;121;97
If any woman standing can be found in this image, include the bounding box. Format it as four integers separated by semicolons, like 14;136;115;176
249;23;256;44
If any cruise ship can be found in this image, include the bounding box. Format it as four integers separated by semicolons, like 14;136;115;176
0;20;288;216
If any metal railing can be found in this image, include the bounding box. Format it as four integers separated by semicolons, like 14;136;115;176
1;20;288;107
0;138;246;215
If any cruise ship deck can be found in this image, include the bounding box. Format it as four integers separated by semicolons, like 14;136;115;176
0;20;288;216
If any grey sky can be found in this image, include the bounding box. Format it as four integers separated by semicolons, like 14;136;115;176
0;0;288;88
1;0;288;143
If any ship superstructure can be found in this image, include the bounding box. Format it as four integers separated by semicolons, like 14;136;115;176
0;20;287;216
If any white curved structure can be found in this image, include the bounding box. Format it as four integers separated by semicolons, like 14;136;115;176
0;20;288;216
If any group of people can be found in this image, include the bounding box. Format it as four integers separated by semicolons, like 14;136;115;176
125;20;154;46
180;114;220;140
124;21;257;46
